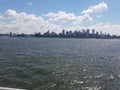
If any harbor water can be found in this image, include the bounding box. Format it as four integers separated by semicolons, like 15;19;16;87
0;37;120;90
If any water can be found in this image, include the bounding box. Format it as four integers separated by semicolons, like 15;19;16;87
0;37;120;90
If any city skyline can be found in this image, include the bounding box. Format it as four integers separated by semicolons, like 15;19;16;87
0;0;120;35
1;29;118;39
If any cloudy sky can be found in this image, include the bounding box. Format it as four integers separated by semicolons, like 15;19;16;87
0;0;120;35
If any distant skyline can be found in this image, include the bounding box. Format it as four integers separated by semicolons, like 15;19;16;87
0;0;120;35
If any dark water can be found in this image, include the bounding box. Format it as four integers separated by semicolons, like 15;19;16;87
0;37;120;90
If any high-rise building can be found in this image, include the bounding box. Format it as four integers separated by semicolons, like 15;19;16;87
62;29;65;35
10;32;12;37
92;29;95;34
86;29;90;34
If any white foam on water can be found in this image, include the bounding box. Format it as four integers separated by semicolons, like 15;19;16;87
82;86;102;90
0;87;26;90
94;74;104;78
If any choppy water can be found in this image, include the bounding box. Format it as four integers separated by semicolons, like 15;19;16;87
0;37;120;90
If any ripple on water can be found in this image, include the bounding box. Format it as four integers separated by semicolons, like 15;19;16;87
81;86;102;90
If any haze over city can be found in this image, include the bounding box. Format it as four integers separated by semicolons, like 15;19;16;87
0;0;120;35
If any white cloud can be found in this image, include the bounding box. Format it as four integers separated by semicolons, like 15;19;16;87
44;11;76;23
44;2;108;25
44;11;93;25
0;9;61;34
81;2;108;15
73;14;93;25
26;2;32;6
3;9;18;18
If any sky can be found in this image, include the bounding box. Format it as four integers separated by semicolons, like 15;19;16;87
0;0;120;35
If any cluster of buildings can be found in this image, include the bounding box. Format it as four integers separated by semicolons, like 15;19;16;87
34;29;113;38
0;29;119;39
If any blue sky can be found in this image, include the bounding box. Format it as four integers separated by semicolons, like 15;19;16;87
0;0;120;34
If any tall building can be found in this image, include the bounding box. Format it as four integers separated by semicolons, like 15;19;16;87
62;29;65;35
86;29;90;34
86;29;90;38
10;32;12;37
82;29;85;33
100;31;102;35
92;29;95;34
